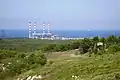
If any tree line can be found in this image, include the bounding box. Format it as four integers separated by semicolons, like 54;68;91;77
40;35;120;55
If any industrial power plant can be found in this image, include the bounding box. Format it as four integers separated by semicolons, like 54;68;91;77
28;21;82;40
28;21;63;40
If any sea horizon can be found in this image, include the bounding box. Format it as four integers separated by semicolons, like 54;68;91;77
0;29;120;38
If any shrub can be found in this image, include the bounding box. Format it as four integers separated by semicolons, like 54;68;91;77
48;60;54;65
8;61;26;74
15;53;26;59
115;73;120;80
4;51;47;77
54;44;68;52
40;44;56;52
0;50;17;60
70;40;81;49
93;36;99;43
54;44;62;52
97;50;105;55
35;53;47;65
108;44;120;52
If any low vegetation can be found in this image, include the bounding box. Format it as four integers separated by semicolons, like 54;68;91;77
0;35;120;80
0;39;70;52
0;50;47;80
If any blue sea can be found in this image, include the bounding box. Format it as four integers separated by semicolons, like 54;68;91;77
0;29;120;38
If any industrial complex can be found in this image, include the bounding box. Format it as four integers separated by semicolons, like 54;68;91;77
28;21;63;40
28;21;82;40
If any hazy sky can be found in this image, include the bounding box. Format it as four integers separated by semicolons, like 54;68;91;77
0;0;120;30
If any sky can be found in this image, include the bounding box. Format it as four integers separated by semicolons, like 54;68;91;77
0;0;120;30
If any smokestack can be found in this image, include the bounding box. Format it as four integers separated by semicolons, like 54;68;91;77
0;30;5;39
33;22;36;34
42;23;45;35
47;23;51;34
28;21;32;38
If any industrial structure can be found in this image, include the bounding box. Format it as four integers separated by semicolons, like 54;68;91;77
28;21;84;40
0;30;5;38
28;21;63;40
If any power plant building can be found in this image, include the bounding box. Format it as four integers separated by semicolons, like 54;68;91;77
28;21;63;40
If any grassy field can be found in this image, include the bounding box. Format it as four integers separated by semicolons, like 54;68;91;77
1;37;120;80
16;50;120;80
0;39;71;52
1;39;70;44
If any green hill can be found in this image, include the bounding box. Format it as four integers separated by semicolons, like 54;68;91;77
1;36;120;80
17;51;120;80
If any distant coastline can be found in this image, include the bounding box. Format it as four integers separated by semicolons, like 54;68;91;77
0;29;120;38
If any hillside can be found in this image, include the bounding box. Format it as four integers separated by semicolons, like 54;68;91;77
1;36;120;80
17;51;120;80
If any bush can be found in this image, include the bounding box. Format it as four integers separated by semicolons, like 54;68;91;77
1;51;47;77
35;53;47;65
0;50;17;60
115;73;120;80
24;52;47;66
40;44;56;52
48;60;54;65
8;61;26;74
69;40;81;49
40;40;82;52
108;44;120;52
15;53;26;59
54;44;62;52
97;50;105;55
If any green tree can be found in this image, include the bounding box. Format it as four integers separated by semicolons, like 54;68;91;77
79;43;89;54
93;36;99;43
82;38;94;48
54;44;61;52
93;43;98;54
58;44;67;51
107;35;118;44
108;44;120;52
88;47;93;57
78;46;84;54
36;53;47;65
100;37;107;49
92;36;100;54
70;40;81;49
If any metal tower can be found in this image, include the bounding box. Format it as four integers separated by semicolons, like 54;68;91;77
42;23;46;35
28;21;32;38
47;23;51;34
32;22;37;38
33;22;36;34
42;23;46;39
1;30;5;38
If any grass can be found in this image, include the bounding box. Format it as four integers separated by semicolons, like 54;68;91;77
16;51;120;80
0;39;71;52
1;39;70;44
1;38;120;80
